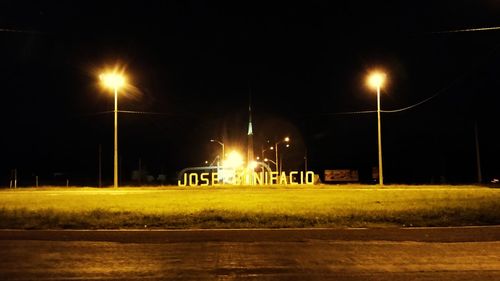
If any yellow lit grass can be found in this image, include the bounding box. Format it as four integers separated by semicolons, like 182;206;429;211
0;185;499;229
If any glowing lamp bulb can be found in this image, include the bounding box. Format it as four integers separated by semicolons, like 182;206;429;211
367;72;386;89
100;73;126;90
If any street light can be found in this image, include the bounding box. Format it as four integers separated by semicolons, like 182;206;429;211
280;143;291;173
264;158;276;166
100;71;126;188
210;139;225;160
274;137;290;173
261;145;274;159
367;71;386;185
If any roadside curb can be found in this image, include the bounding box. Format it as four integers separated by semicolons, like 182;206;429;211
1;226;499;243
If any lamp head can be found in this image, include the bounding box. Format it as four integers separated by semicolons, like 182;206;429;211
100;72;126;90
367;71;386;89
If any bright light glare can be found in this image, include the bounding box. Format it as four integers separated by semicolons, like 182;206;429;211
367;72;386;89
264;158;275;164
100;72;126;90
248;161;258;170
284;137;290;142
223;151;244;169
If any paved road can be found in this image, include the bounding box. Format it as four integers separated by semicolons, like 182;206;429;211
0;227;499;280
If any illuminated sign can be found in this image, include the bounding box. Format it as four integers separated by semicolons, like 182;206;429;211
178;170;315;186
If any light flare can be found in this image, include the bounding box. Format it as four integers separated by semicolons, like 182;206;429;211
223;151;244;169
367;71;386;89
99;72;126;90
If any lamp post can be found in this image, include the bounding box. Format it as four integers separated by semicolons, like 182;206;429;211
264;158;276;166
367;71;386;185
274;137;290;173
279;143;290;174
261;145;274;159
210;139;225;160
100;71;126;188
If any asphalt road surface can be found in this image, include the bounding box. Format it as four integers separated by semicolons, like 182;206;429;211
0;227;499;280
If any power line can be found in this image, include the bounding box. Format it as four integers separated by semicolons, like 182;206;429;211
380;89;443;113
323;87;446;116
324;40;500;116
325;110;376;115
432;26;500;34
118;110;174;115
325;82;453;116
84;110;176;116
0;28;41;34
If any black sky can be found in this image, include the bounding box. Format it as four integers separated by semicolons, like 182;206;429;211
1;0;500;185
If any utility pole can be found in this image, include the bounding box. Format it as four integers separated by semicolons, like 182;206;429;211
138;158;142;186
119;156;122;185
475;120;482;183
304;148;308;172
98;144;102;187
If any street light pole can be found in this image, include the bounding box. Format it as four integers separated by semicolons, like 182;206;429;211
367;71;386;186
376;84;384;185
274;137;290;173
100;70;126;188
275;142;279;173
210;139;225;160
114;86;118;188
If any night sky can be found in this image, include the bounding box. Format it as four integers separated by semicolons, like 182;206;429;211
1;1;500;186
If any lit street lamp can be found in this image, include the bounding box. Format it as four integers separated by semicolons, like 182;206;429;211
367;71;386;185
264;158;276;166
280;143;290;173
261;145;274;159
100;71;126;188
274;137;290;173
210;139;225;160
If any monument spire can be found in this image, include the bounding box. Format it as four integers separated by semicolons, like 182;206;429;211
247;89;254;164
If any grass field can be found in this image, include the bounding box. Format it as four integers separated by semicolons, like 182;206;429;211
0;185;499;229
